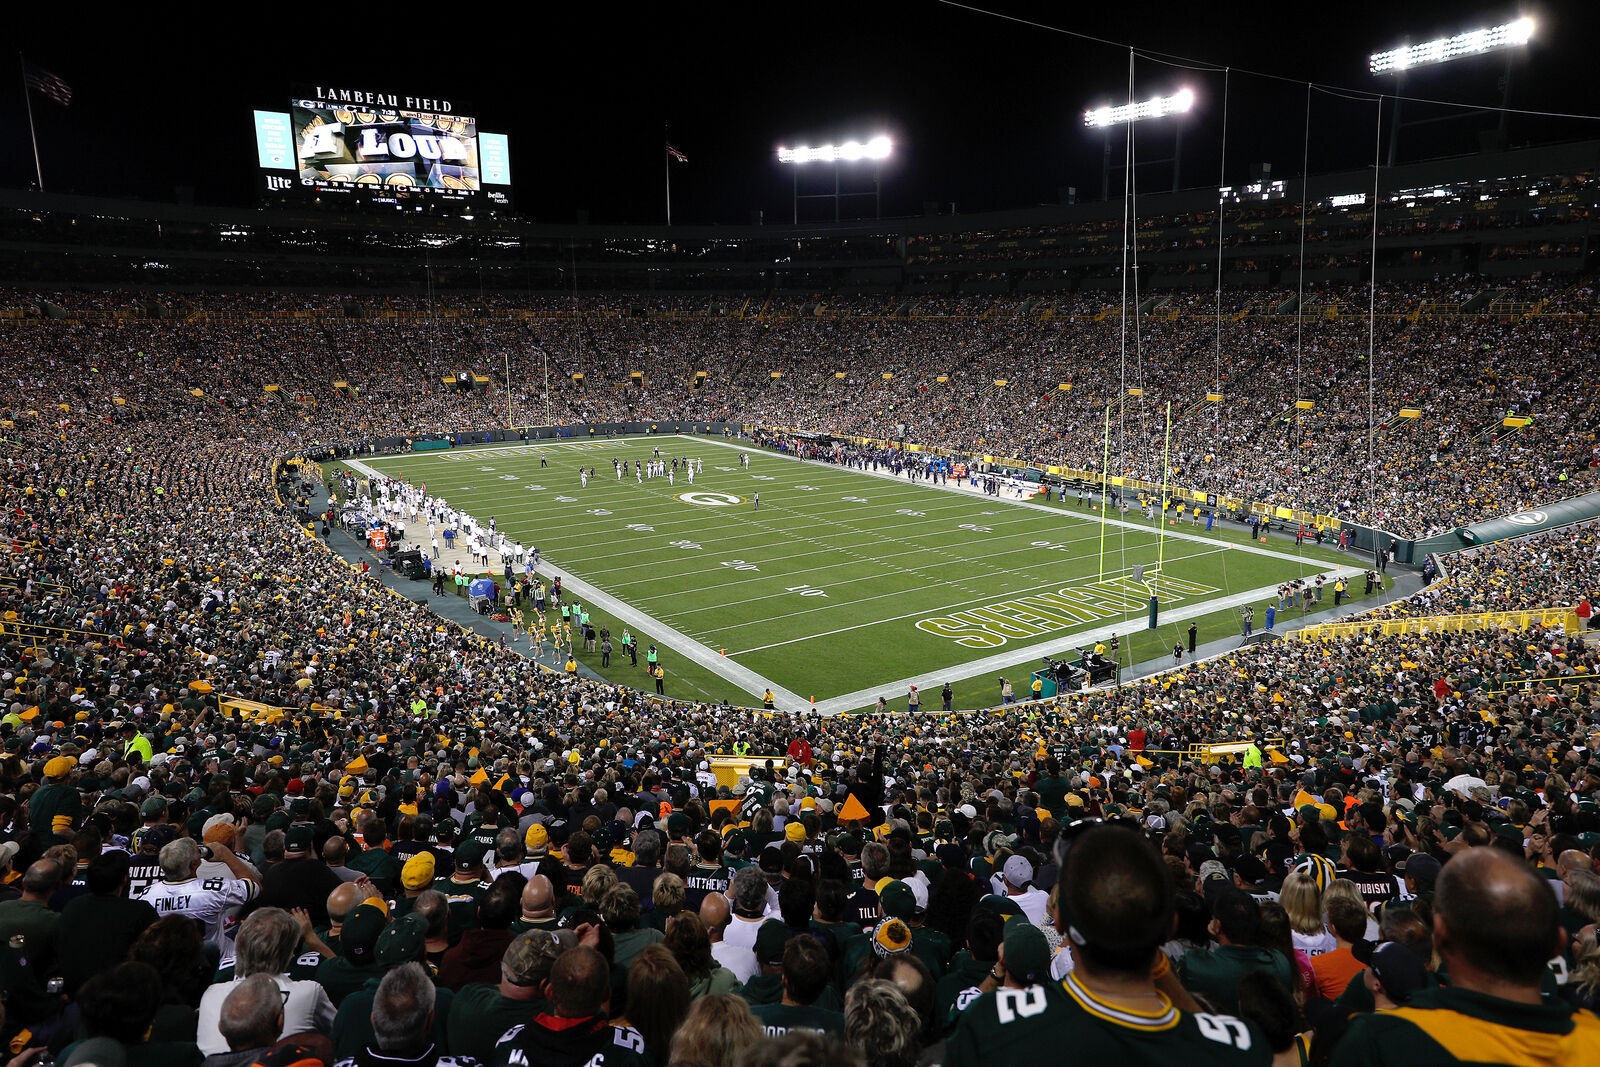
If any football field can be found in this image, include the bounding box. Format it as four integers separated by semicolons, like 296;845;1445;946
353;435;1371;713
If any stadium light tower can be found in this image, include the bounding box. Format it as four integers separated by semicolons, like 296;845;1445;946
776;135;892;223
1084;88;1195;199
1370;17;1535;164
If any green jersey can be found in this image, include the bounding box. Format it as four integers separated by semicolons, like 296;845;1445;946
945;976;1269;1067
749;1002;845;1038
29;782;81;844
1330;985;1600;1067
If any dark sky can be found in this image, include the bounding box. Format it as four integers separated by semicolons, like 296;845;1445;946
7;2;1596;225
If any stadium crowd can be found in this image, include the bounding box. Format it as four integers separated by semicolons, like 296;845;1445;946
0;278;1594;1065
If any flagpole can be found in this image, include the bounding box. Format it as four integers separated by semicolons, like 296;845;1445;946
1157;400;1172;597
664;126;672;227
19;54;43;192
1098;401;1111;582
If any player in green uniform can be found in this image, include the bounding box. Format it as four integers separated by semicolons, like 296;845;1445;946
946;822;1269;1066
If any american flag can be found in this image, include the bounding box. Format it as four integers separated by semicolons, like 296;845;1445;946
23;62;71;107
665;142;688;163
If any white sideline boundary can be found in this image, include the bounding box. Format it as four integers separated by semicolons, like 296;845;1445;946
344;436;1359;715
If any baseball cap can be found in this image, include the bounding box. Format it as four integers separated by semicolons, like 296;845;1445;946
140;796;167;818
341;904;387;965
785;822;807;844
284;825;314;857
455;840;486;871
1367;941;1429;1004
140;823;178;855
1002;854;1033;888
877;880;916;920
758;845;784;875
1001;916;1050;984
1403;852;1442;887
374;913;428;966
667;812;689;836
936;843;967;870
755;921;792;966
525;823;549;854
502;929;567;986
401;852;436;891
976;894;1024;920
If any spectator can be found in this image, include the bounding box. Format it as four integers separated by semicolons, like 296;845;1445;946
616;944;689;1063
1177;890;1295;1015
749;933;845;1037
1333;848;1600;1064
334;963;449;1067
437;875;521;991
663;912;739;998
58;851;159;995
60;961;203;1067
487;946;648;1065
666;994;763;1067
446;929;566;1062
198;908;337;1055
843;979;921;1067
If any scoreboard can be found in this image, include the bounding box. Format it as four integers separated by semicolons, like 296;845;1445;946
254;85;511;210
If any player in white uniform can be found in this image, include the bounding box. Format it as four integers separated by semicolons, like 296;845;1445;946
135;837;260;950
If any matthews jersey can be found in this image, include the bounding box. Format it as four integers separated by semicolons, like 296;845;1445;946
135;875;258;947
682;862;730;912
490;1015;650;1067
944;975;1270;1067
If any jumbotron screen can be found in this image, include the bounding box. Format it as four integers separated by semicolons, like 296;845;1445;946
254;86;511;209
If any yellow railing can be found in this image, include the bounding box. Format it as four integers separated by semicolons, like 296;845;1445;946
1288;606;1579;643
1489;674;1597;696
1143;737;1287;765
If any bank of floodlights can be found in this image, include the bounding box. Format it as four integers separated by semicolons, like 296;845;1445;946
776;136;892;164
1369;17;1534;73
1083;87;1195;128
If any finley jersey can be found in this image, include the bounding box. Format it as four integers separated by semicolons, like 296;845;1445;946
135;876;258;947
491;1016;650;1067
945;976;1270;1067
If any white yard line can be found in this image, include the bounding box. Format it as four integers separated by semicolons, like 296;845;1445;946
714;543;1249;651
807;567;1369;716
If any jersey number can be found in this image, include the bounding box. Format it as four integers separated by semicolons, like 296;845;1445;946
994;986;1048;1023
1195;1013;1253;1050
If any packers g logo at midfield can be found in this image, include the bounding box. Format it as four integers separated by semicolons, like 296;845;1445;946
1506;511;1547;526
678;491;743;507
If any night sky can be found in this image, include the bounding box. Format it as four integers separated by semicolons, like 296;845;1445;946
7;2;1596;225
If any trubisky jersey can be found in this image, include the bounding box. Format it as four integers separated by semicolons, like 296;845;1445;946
944;975;1270;1067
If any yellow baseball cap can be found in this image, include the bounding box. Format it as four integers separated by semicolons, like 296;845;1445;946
400;852;436;891
43;755;77;778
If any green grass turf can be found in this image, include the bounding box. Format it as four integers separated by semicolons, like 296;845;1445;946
349;435;1383;706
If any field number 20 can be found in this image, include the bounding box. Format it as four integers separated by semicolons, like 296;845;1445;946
720;559;759;571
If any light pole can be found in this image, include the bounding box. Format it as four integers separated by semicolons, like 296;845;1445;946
777;136;892;223
1369;17;1535;164
1085;88;1195;200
